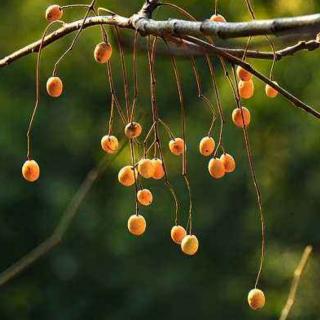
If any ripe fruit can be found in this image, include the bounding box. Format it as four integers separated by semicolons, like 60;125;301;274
209;14;226;22
124;122;142;139
181;235;199;255
236;66;252;81
199;136;215;157
220;153;236;173
171;225;187;244
46;76;63;98
151;158;165;180
265;82;279;98
45;5;63;22
22;160;40;182
94;42;113;64
232;107;251;128
128;214;146;236
101;135;119;154
248;289;266;310
118;166;137;187
208;158;225;179
137;189;153;206
238;79;254;99
169;138;185;156
137;158;154;179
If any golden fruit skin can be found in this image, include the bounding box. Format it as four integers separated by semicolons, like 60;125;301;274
248;289;266;310
45;5;63;22
124;122;142;139
208;158;225;179
137;159;155;179
101;135;119;154
181;235;199;255
236;66;252;81
46;77;63;98
209;14;226;22
220;153;236;173
171;225;187;244
199;136;215;157
169;138;185;156
238;80;254;99
128;214;146;236
151;158;165;180
137;189;153;206
232;107;251;128
94;42;113;64
118;166;136;187
22;160;40;182
265;82;279;98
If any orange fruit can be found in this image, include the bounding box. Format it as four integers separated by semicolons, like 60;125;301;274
171;225;187;244
236;66;252;81
118;166;137;187
137;189;153;206
169;138;185;156
238;80;254;99
94;42;113;64
199;136;215;157
128;214;146;236
151;158;165;180
45;5;63;22
46;77;63;98
265;82;279;98
210;14;226;22
232;107;251;128
137;159;154;179
220;153;236;173
22;160;40;182
181;235;199;255
124;122;142;139
248;289;266;310
208;158;225;179
101;135;119;154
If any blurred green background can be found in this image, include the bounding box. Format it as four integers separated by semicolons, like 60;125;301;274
0;0;319;319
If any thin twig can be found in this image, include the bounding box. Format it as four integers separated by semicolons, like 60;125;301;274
130;31;139;122
26;21;63;160
52;0;96;76
230;65;265;288
114;27;131;121
169;54;194;233
206;55;225;156
147;37;180;226
279;246;313;320
242;0;277;79
0;145;126;287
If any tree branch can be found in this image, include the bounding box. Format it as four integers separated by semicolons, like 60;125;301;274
183;36;320;119
165;37;320;60
137;14;320;39
0;15;131;68
1;13;320;68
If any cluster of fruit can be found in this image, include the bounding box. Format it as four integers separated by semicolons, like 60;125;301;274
237;65;279;100
21;4;268;311
102;123;200;255
209;19;279;150
22;5;248;257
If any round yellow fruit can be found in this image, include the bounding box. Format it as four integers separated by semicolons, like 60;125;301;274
181;235;199;255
